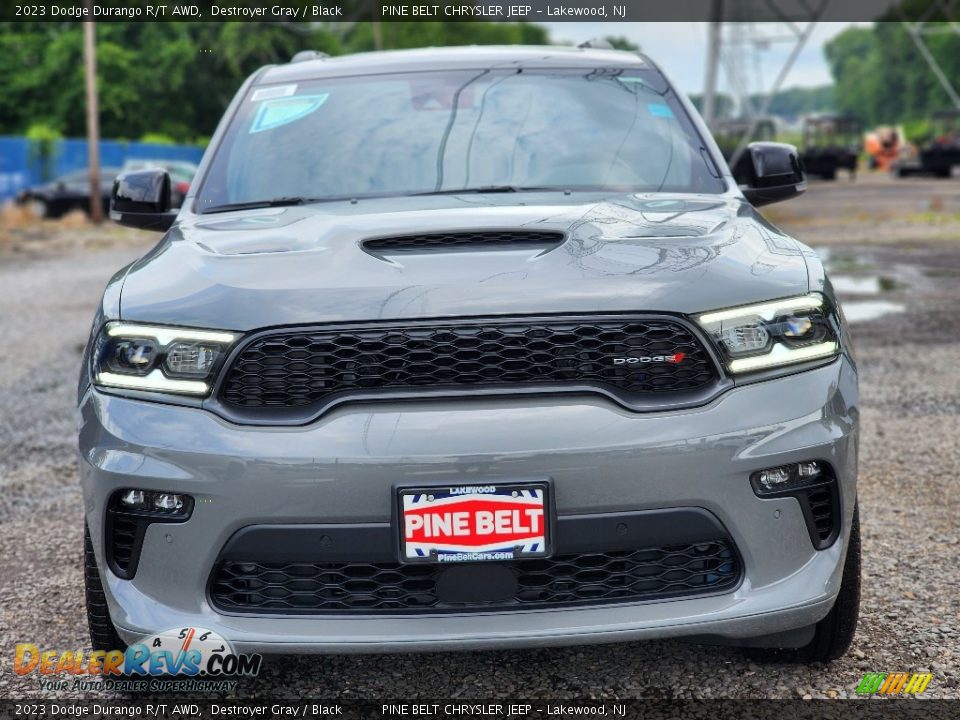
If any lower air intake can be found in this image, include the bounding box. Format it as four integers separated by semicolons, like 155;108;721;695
210;540;741;614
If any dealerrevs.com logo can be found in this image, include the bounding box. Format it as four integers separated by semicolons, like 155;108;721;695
14;627;262;692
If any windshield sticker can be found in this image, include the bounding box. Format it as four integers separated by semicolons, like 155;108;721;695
251;85;298;102
647;103;675;119
249;94;329;134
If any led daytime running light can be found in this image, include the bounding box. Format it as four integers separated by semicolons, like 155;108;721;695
107;323;235;346
95;369;209;395
698;294;824;325
727;341;838;373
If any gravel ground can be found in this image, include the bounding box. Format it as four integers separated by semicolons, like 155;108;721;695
0;175;958;699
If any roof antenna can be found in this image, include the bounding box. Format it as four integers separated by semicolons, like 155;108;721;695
578;38;613;50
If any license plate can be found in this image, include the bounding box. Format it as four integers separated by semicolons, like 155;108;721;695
398;481;551;563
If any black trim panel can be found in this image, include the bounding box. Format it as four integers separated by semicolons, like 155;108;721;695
215;507;733;564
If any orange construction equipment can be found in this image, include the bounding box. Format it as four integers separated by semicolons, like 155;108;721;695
865;126;902;171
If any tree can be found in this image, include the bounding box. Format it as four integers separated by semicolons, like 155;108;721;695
824;22;960;127
0;21;550;143
602;36;640;52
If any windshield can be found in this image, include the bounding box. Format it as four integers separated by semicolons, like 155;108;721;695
196;68;724;211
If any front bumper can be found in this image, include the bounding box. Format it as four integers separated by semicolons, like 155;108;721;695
79;356;858;653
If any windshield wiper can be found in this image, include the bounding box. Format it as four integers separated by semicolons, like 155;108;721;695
201;187;567;213
200;197;330;214
407;185;563;197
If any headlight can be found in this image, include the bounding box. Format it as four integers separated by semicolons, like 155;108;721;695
91;323;236;396
696;293;839;374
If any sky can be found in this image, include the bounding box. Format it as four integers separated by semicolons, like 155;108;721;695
541;22;867;96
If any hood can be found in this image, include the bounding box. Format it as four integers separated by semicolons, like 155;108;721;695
118;192;811;331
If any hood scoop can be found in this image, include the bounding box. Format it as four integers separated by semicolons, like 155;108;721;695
362;230;565;253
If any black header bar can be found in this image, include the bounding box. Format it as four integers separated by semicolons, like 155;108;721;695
3;0;953;24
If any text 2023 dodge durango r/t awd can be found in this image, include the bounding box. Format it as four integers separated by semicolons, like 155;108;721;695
79;46;859;663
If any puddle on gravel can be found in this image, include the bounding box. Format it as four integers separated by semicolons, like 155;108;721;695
832;275;882;295
815;248;907;323
841;300;906;323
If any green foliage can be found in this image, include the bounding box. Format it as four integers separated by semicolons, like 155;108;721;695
603;36;640;52
775;131;804;147
901;118;932;144
755;86;834;118
825;22;960;128
24;122;63;144
689;86;833;121
24;122;63;181
0;21;549;143
687;93;736;119
140;133;177;145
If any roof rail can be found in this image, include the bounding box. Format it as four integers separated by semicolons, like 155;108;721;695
291;50;330;63
578;38;613;50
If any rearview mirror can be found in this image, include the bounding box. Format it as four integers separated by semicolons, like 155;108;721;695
110;169;177;231
739;142;806;207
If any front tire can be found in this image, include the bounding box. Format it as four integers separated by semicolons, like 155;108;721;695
744;502;861;663
84;524;126;652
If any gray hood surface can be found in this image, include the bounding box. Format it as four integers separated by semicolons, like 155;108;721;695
119;192;811;331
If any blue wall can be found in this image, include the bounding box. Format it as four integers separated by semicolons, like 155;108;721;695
0;137;204;202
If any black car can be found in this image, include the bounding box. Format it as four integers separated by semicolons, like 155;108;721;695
15;168;121;219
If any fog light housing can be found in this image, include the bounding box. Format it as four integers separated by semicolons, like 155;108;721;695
107;489;195;580
114;489;191;517
751;461;825;496
154;493;185;513
749;460;840;551
120;489;146;508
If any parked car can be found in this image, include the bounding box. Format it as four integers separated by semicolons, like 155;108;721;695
15;168;120;218
81;46;859;667
121;159;198;207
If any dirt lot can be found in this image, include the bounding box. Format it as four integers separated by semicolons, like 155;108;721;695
0;174;958;700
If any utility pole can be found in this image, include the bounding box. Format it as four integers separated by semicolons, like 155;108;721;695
83;17;103;223
702;2;723;126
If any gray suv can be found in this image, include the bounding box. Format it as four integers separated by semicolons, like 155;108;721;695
80;46;859;664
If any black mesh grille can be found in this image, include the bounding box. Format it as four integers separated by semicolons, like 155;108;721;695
108;515;139;575
210;540;740;614
218;317;718;414
363;231;564;251
803;485;838;545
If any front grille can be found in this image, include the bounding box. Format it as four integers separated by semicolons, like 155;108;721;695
363;230;565;251
218;317;719;416
210;540;740;614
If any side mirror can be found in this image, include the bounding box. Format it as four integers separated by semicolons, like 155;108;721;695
739;142;806;207
110;169;177;231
